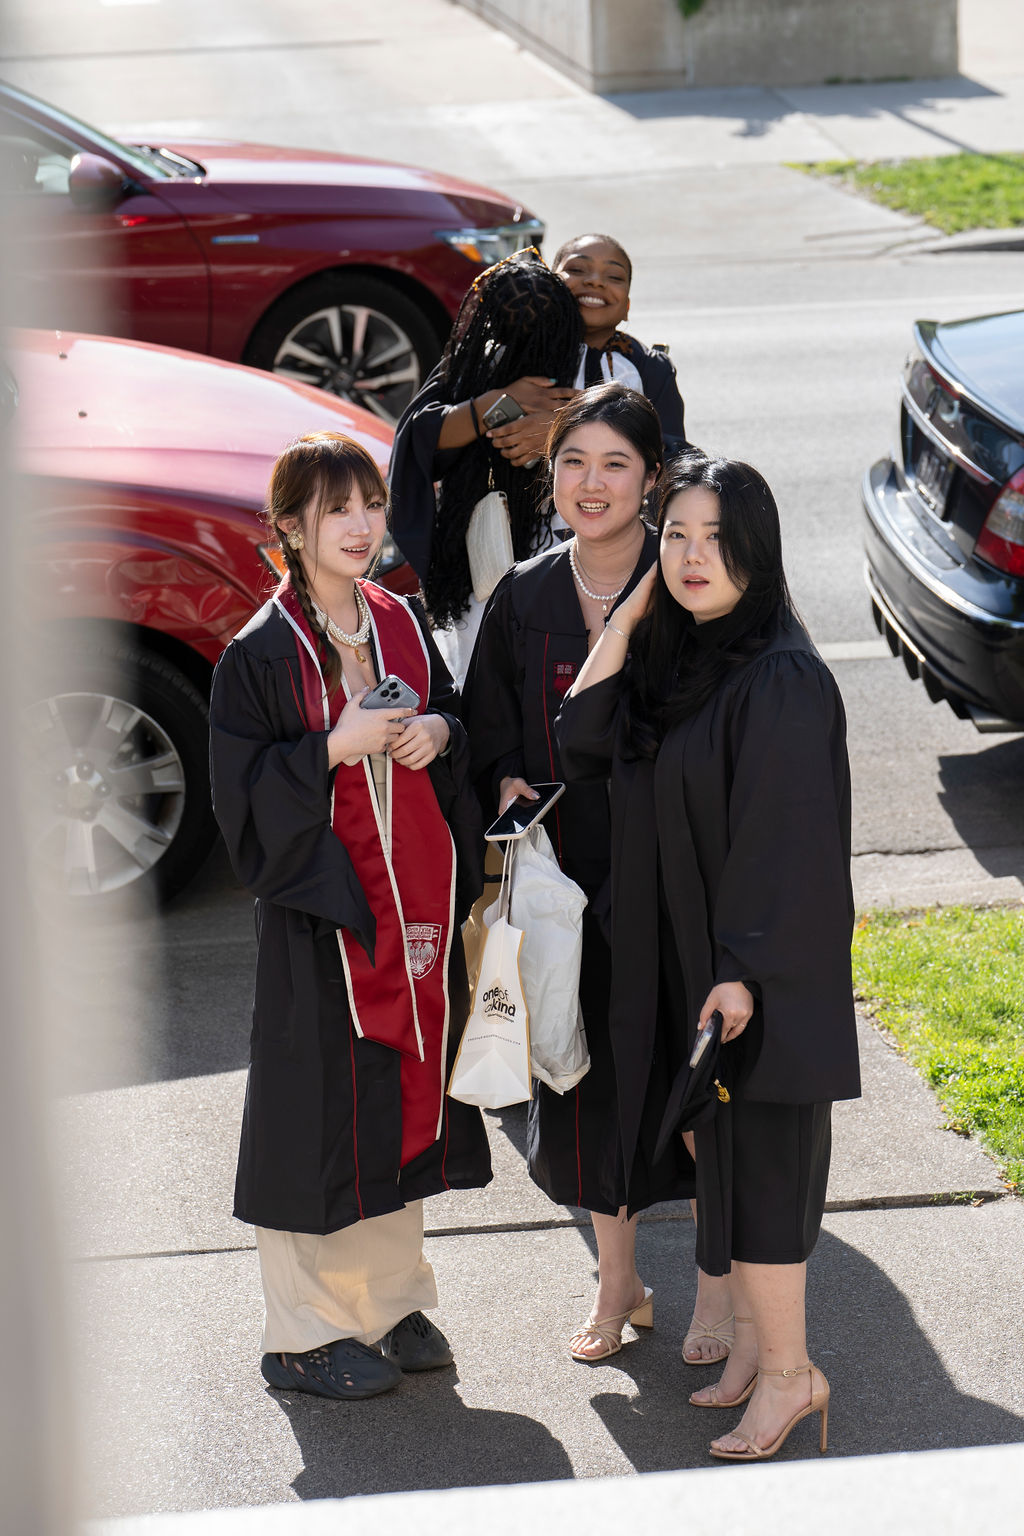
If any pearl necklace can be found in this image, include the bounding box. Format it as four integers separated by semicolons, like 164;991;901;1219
568;539;630;618
313;585;372;664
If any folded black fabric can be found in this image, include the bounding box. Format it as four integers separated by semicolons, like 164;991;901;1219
653;1011;726;1159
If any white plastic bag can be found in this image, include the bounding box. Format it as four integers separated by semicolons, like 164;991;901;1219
510;825;590;1094
448;844;532;1108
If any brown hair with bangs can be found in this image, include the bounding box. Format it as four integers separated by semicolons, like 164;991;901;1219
266;431;389;692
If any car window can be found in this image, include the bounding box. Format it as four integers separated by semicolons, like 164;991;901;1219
0;86;173;182
0;112;73;195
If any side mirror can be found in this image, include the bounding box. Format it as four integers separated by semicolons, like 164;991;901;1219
68;153;127;213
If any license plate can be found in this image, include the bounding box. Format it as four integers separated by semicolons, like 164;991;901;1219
914;441;954;515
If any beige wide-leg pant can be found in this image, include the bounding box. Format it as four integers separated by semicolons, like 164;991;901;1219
256;758;439;1356
256;1201;437;1354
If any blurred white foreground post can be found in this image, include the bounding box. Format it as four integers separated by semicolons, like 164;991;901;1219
0;1;77;1520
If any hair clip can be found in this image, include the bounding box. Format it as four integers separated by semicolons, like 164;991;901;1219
470;245;547;292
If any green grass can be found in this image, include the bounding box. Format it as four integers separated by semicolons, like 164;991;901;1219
853;907;1024;1190
797;152;1024;234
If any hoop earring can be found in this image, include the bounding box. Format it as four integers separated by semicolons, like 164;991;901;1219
286;529;304;551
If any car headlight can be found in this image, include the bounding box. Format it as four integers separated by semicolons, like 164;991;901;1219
436;218;545;266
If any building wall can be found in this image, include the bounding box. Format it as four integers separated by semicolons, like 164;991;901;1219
455;0;959;92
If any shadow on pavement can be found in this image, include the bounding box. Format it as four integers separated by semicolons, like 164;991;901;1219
607;73;999;124
269;1373;573;1498
51;837;255;1094
581;1227;1024;1470
938;735;1024;880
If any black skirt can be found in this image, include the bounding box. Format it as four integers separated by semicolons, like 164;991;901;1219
527;909;694;1214
657;884;832;1276
694;1092;832;1276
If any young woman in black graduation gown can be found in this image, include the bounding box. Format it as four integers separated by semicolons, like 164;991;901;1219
463;384;704;1364
557;455;860;1458
551;233;689;458
209;432;491;1400
388;249;582;686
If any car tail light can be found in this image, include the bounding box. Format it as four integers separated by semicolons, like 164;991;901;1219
975;469;1024;577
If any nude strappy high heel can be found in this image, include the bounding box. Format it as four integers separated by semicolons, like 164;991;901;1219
709;1362;830;1461
569;1287;654;1363
688;1319;755;1407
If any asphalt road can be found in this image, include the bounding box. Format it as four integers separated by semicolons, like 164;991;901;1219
8;0;1024;909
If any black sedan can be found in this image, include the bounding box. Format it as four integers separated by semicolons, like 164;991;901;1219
863;309;1024;731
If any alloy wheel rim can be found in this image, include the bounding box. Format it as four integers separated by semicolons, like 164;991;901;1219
271;303;422;423
28;691;186;895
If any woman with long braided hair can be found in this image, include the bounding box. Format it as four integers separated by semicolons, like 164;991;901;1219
389;249;583;685
209;432;492;1401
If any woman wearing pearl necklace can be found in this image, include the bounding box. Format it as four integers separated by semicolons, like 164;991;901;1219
464;384;709;1363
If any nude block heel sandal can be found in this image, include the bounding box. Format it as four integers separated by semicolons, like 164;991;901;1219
682;1311;736;1365
569;1286;654;1363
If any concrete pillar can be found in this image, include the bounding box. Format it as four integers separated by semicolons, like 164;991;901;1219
455;0;959;91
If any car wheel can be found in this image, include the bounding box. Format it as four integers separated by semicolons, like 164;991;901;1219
245;273;444;425
26;638;216;904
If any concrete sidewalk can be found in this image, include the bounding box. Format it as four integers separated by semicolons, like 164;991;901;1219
58;858;1021;1526
9;0;1020;1526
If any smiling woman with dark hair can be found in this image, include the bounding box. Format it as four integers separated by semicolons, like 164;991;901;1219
557;452;860;1461
463;383;696;1365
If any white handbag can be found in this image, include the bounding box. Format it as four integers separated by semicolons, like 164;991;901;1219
466;486;514;604
509;825;590;1094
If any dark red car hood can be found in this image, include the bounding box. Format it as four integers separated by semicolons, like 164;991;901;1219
12;329;393;506
149;138;529;222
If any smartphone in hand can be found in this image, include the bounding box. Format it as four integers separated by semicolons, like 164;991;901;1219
481;393;527;430
484;782;565;841
690;1010;724;1068
360;675;420;711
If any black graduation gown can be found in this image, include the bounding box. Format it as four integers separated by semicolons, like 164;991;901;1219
462;534;695;1214
556;618;860;1219
582;332;690;459
388;367;452;586
389;340;690;588
208;593;492;1236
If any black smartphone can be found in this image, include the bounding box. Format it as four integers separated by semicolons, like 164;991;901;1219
484;782;565;842
481;393;526;430
689;1010;723;1069
360;674;420;711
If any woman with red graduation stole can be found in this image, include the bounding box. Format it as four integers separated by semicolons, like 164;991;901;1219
210;432;491;1400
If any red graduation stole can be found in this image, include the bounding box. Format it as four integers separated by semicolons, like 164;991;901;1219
275;577;456;1167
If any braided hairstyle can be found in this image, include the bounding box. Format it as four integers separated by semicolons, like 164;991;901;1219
425;250;583;629
264;431;389;693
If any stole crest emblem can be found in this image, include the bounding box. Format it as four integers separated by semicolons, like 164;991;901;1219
406;923;442;979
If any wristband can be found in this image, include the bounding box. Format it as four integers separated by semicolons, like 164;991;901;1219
468;397;482;438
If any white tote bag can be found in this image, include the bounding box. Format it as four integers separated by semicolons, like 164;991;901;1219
448;843;532;1108
509;825;590;1094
